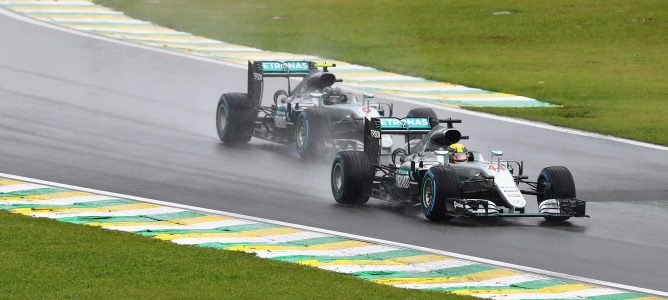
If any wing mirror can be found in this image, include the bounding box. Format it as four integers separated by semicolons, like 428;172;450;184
491;150;504;170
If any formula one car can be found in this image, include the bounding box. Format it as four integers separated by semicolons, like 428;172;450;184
216;61;393;158
330;109;587;222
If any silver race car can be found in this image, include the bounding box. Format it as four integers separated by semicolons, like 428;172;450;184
216;61;393;158
331;109;587;222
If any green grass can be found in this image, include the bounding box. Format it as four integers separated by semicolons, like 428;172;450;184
0;211;468;299
94;0;668;145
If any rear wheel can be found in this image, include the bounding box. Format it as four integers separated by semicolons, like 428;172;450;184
421;166;458;221
331;151;373;205
216;93;256;144
537;166;576;222
407;107;438;123
406;107;438;139
295;107;328;158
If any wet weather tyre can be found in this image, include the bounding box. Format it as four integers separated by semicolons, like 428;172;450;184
406;107;437;119
331;151;373;205
406;107;438;139
406;107;438;126
537;166;576;222
216;93;255;144
295;107;328;159
421;166;458;221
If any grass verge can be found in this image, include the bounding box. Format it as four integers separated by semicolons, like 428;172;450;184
0;210;468;299
95;0;668;145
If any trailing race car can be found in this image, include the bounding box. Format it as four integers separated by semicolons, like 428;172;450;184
216;60;393;158
330;108;587;222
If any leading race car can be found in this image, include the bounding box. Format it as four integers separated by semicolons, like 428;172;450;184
216;60;393;158
330;109;587;222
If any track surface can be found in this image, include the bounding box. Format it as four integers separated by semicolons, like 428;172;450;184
1;14;667;290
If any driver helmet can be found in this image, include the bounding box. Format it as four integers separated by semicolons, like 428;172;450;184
447;143;468;163
323;86;345;105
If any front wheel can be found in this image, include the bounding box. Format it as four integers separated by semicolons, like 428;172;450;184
421;166;458;221
331;151;373;205
537;166;576;222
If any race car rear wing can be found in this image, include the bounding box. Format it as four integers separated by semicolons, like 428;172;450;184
364;117;464;164
247;61;316;106
364;117;432;164
247;60;339;107
251;61;315;77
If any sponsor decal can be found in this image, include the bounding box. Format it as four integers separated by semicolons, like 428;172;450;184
488;165;506;171
500;186;520;194
370;129;381;139
274;106;288;128
378;118;430;130
274;115;287;128
502;187;520;195
396;169;410;176
253;72;263;81
261;61;310;73
395;166;411;188
276;105;287;112
499;186;524;206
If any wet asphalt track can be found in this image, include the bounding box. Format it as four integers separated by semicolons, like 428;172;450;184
0;14;667;291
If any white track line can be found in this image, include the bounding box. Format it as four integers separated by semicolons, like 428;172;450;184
103;219;258;232
473;288;624;300
0;7;243;68
0;195;118;206
170;231;332;245
0;183;47;193
24;206;185;218
395;274;548;289
321;259;476;274
0;7;665;151
253;245;400;258
380;93;668;151
1;172;665;297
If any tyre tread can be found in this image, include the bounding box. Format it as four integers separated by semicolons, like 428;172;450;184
537;166;576;222
332;151;372;205
216;93;255;144
296;107;328;158
422;165;458;221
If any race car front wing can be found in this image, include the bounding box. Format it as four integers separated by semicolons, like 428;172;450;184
449;198;587;218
